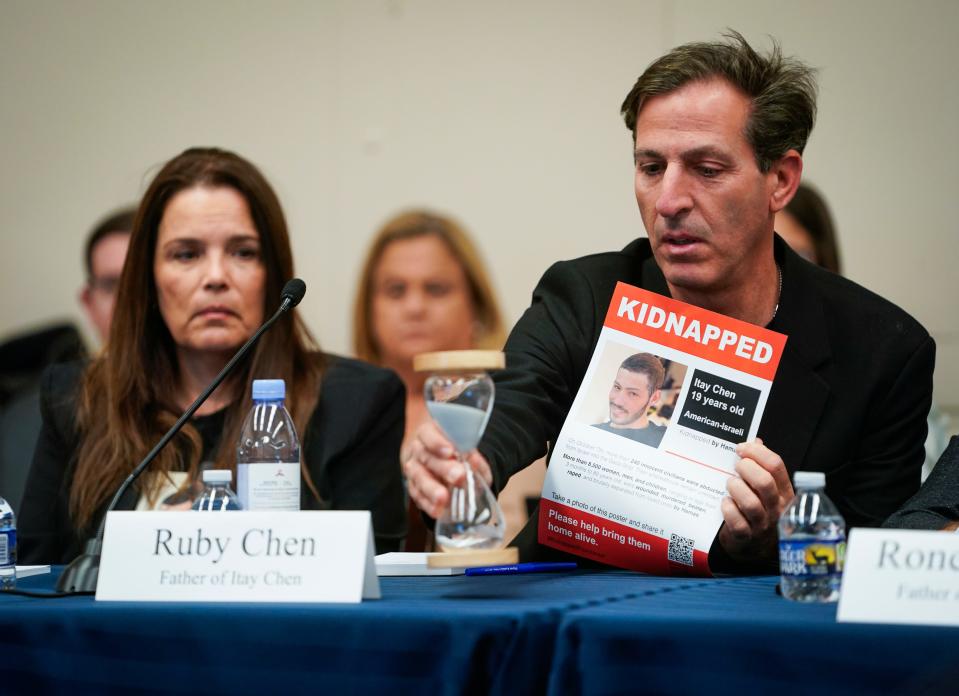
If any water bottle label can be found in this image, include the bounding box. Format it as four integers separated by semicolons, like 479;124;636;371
0;529;14;566
779;538;845;578
236;462;300;511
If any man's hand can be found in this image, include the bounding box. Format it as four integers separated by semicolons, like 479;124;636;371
402;420;494;519
718;438;794;564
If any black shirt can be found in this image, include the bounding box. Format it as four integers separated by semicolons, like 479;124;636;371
480;236;934;572
19;355;408;564
593;421;666;448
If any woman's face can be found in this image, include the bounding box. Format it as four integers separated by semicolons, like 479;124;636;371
154;186;266;359
371;235;477;369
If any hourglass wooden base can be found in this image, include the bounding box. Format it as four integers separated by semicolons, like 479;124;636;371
426;547;519;569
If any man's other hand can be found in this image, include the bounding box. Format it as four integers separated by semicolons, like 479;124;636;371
718;438;794;564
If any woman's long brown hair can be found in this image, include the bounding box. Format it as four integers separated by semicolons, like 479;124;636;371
71;147;325;533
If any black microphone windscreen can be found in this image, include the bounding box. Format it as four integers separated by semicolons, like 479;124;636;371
281;278;307;308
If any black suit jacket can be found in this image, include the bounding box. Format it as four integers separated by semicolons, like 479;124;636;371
19;355;407;564
480;237;935;571
884;436;959;529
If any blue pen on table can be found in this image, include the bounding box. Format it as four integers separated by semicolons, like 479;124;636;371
465;562;578;576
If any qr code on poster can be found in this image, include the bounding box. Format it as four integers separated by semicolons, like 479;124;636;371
667;533;694;566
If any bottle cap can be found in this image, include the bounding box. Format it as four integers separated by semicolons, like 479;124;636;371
793;471;826;489
252;379;285;400
202;469;233;484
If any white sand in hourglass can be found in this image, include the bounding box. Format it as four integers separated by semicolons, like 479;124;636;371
425;401;502;550
416;350;509;558
425;401;488;452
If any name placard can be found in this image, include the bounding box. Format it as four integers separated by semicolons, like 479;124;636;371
837;528;959;626
96;510;380;603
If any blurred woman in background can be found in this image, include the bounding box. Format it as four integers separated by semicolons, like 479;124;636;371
20;147;406;563
353;210;524;549
354;211;506;450
775;182;842;273
776;182;948;478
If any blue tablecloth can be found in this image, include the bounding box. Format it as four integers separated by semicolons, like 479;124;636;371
1;569;955;695
550;576;959;695
0;567;708;695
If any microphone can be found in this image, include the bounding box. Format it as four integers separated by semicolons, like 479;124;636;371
280;278;306;309
56;278;307;593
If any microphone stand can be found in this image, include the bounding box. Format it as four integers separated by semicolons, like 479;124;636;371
56;288;302;593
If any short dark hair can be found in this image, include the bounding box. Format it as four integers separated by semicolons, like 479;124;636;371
784;183;842;274
620;353;665;396
84;207;137;278
621;30;818;172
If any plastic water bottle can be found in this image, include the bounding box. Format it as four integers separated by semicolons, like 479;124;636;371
778;471;846;602
192;470;242;511
236;379;301;510
0;496;15;590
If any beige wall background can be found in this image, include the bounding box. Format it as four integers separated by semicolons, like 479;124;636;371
2;0;957;421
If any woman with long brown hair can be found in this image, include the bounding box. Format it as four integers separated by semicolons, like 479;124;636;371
20;147;406;563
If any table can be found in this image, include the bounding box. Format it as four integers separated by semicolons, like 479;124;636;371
550;576;959;695
1;569;955;695
0;568;707;695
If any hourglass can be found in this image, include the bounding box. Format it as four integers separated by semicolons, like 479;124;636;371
414;350;518;567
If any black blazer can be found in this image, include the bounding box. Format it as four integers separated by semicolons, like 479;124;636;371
19;355;407;564
480;237;935;570
884;436;959;529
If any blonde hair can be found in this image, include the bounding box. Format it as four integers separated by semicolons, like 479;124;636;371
353;210;506;363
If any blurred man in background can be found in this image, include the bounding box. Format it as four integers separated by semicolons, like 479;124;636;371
0;205;135;511
79;206;136;343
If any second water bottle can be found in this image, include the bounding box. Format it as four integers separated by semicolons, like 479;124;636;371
778;471;846;602
236;379;301;511
192;470;242;511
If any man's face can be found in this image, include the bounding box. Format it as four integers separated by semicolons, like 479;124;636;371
608;368;657;427
80;231;130;343
633;78;778;296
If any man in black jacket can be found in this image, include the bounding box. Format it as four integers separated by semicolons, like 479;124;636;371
405;32;934;572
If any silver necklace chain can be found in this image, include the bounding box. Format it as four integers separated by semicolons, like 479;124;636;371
769;264;783;325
